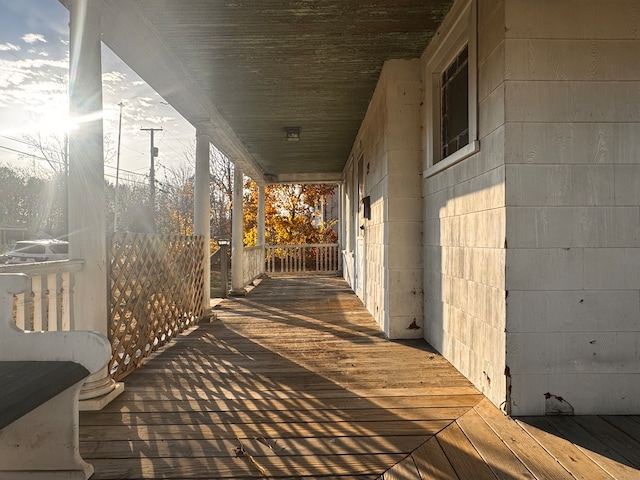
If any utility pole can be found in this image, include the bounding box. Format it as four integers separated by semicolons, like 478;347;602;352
113;102;124;232
140;127;162;220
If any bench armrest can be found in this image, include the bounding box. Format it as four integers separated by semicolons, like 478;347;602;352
0;273;111;375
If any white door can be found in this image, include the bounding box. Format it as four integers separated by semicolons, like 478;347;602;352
354;155;365;300
356;237;365;298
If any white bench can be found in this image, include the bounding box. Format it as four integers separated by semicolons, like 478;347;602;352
0;273;111;479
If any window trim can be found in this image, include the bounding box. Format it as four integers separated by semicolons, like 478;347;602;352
423;0;478;178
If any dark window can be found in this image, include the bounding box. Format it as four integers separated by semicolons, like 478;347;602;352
15;242;45;254
440;45;469;161
49;244;68;254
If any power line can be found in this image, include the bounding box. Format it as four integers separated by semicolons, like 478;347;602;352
157;129;191;157
121;143;147;156
0;143;151;187
0;141;148;178
105;172;149;187
0;143;63;165
1;134;163;177
0;135;36;146
104;164;147;178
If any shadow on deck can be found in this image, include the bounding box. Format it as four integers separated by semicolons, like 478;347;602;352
80;276;640;479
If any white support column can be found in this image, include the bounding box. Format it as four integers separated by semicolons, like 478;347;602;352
337;183;343;274
230;167;245;296
194;126;211;313
257;185;266;247
256;184;266;279
68;0;123;410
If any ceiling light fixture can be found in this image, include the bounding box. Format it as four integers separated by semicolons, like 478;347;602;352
285;126;300;142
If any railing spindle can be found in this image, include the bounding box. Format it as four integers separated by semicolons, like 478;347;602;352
31;275;45;331
61;271;72;331
15;293;28;330
2;260;83;332
47;273;60;331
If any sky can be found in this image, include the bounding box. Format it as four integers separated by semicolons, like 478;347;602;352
0;0;196;185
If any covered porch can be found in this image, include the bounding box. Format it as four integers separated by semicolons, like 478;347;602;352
80;276;640;479
3;0;640;476
53;0;640;418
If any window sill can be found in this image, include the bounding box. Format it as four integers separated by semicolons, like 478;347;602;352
424;140;480;178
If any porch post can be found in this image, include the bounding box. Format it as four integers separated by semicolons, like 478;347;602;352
194;125;211;312
68;0;123;410
230;167;245;295
257;185;266;247
337;183;343;274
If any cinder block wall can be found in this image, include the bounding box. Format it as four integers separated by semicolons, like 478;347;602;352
504;0;640;415
346;59;424;339
422;0;508;409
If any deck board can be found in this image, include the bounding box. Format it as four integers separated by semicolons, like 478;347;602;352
436;422;498;480
457;409;535;480
412;437;460;480
79;276;640;479
516;417;615;480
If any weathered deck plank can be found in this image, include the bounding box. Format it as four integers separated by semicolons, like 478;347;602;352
474;399;576;480
436;421;497;480
412;437;459;480
81;276;482;478
516;417;615;480
79;276;640;479
519;415;640;480
457;409;535;480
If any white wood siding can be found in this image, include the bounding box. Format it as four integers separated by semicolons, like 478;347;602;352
344;60;425;339
423;0;508;409
504;0;640;414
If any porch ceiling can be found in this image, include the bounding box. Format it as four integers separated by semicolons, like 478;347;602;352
94;0;453;184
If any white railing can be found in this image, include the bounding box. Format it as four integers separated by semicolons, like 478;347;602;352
243;245;265;285
265;244;339;275
0;260;83;331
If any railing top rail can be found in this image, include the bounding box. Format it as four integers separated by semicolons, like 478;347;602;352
0;259;84;275
112;232;204;240
265;243;339;248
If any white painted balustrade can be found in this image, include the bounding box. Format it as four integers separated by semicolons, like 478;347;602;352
0;260;83;332
243;245;265;285
265;244;339;275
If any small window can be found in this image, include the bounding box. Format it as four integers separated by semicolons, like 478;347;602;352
424;0;478;177
440;45;469;161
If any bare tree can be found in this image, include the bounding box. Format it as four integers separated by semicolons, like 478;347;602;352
155;162;195;235
180;143;234;241
19;124;116;237
209;146;233;241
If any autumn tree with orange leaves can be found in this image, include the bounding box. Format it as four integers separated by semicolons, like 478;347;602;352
243;179;337;246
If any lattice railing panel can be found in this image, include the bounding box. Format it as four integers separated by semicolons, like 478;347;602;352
108;232;205;380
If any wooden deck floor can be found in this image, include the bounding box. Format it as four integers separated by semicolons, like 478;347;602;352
80;276;640;479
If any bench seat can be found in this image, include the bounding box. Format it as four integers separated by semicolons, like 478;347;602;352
0;361;90;430
0;273;111;479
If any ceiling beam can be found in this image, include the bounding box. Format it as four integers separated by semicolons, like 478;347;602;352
61;0;267;184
